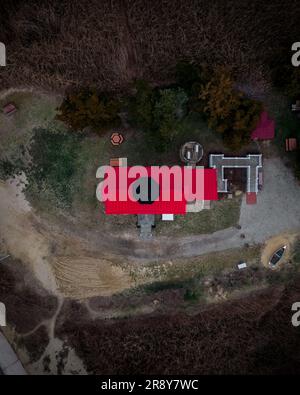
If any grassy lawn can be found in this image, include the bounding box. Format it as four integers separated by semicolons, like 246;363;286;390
156;197;241;236
108;113;229;167
24;109;237;234
0;92;63;162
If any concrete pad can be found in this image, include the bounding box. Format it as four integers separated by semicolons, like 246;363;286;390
0;333;26;375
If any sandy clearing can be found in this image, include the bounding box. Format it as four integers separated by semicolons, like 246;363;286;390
0;176;58;294
52;256;133;298
0;176;135;298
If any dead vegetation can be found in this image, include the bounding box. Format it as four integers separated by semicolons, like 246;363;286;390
1;0;299;93
55;279;300;374
1;249;300;374
0;257;58;334
18;325;50;363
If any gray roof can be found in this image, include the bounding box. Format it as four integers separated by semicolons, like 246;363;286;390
209;154;262;193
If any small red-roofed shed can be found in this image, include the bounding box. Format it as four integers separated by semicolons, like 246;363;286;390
3;102;17;116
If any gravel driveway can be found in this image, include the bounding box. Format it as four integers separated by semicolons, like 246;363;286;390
239;158;300;243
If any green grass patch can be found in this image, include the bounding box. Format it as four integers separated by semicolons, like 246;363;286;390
156;197;241;236
133;277;205;304
0;92;63;163
0;91;245;238
25;128;81;210
108;113;227;167
183;288;203;303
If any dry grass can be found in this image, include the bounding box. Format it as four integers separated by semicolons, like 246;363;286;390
0;91;62;161
1;0;299;93
55;278;300;374
130;245;261;284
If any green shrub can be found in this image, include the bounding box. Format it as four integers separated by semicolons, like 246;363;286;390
0;158;24;180
142;280;185;293
57;89;121;132
128;80;156;130
184;288;199;302
153;88;188;141
128;81;188;151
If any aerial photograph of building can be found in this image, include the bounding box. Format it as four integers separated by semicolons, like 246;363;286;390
0;0;300;383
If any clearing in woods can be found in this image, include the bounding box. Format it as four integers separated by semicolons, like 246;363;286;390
1;89;300;299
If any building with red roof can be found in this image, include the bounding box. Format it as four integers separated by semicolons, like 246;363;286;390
251;111;275;141
101;167;218;215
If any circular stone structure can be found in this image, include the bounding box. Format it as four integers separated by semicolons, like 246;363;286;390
180;141;203;165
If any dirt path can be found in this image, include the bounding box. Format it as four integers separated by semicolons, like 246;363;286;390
0;175;58;294
0;176;136;298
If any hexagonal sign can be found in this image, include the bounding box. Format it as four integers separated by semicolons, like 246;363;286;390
110;132;124;146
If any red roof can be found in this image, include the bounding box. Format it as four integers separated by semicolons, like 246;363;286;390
103;167;218;214
251;111;275;141
3;102;17;115
246;192;257;205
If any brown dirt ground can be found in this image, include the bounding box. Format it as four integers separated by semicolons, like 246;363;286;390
52;256;132;299
0;177;136;298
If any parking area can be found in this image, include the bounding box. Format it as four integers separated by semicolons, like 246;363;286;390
239;158;300;243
